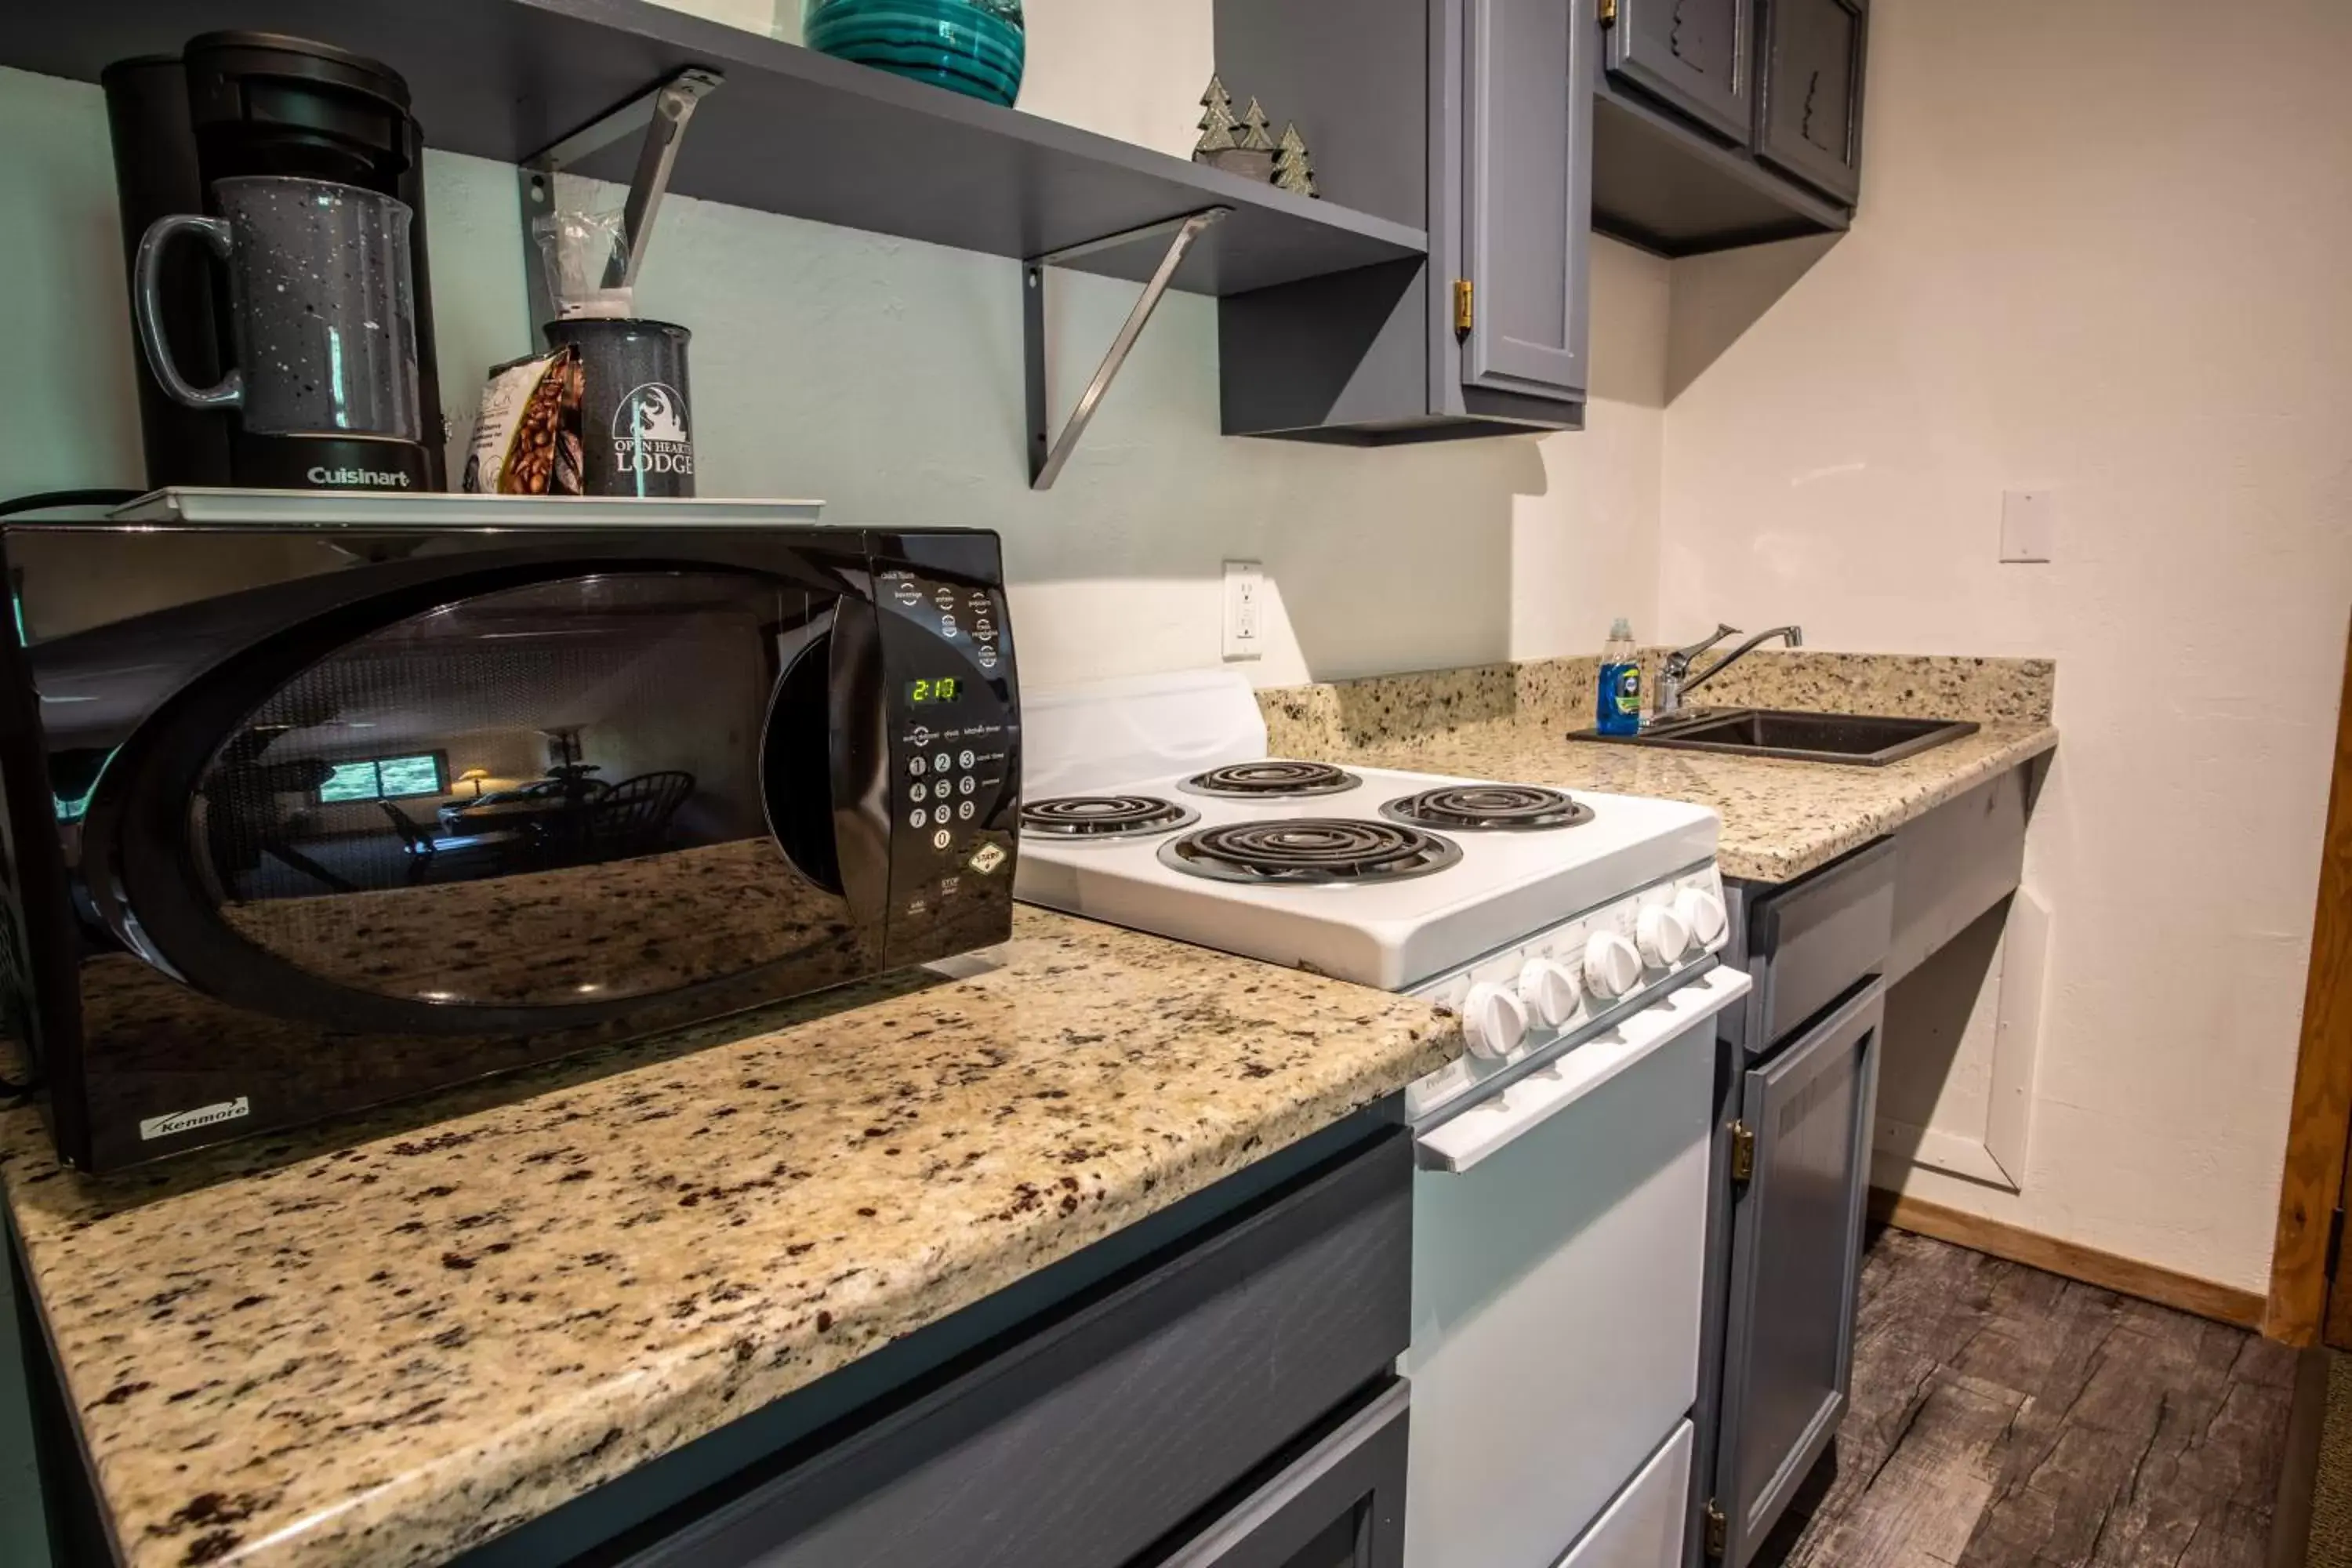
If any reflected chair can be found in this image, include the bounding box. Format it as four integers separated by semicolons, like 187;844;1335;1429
585;771;695;860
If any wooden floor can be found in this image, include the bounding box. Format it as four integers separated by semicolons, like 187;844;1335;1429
1755;1225;2299;1568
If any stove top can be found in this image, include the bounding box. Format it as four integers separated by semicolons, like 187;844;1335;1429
1178;760;1362;799
1380;783;1592;833
1020;794;1200;839
1157;818;1462;885
1014;761;1718;990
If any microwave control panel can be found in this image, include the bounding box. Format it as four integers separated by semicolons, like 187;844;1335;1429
874;560;1018;960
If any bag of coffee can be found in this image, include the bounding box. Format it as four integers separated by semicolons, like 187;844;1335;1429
461;347;584;495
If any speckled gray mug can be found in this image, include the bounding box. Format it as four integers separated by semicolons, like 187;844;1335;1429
132;176;422;441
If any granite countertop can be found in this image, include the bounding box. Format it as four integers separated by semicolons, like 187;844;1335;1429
0;909;1458;1568
1260;652;2060;883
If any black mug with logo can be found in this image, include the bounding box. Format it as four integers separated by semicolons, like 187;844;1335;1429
543;318;695;497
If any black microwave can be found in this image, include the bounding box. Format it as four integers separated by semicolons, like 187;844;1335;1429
0;505;1019;1171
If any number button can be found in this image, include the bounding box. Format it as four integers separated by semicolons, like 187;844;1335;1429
933;753;952;773
935;805;954;827
907;808;926;829
959;776;976;796
908;755;927;777
959;750;975;768
931;828;952;850
957;800;975;821
908;782;927;803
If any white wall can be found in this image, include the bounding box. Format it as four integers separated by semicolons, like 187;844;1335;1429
0;0;1665;693
1660;0;2352;1290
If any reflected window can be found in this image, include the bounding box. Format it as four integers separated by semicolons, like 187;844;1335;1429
315;752;448;804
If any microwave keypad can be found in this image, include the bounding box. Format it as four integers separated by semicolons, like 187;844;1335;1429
880;568;1016;934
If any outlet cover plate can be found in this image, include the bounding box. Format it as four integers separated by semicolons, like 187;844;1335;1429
1222;560;1263;661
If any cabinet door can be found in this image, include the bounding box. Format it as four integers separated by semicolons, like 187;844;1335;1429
1755;0;1865;203
1162;1382;1409;1568
1711;982;1882;1568
1605;0;1754;146
1461;0;1592;402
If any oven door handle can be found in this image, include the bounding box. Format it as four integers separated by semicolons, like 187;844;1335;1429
1415;967;1753;1174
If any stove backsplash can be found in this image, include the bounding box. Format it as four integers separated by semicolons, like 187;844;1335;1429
1258;652;2056;756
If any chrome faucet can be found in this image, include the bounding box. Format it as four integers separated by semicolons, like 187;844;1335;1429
1653;623;1804;724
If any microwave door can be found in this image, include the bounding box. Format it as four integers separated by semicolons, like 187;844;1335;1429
78;566;880;1047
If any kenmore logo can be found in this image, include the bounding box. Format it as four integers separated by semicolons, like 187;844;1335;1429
139;1097;252;1142
307;466;414;488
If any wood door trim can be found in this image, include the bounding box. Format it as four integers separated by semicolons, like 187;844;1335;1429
2264;615;2352;1346
1870;1189;2263;1330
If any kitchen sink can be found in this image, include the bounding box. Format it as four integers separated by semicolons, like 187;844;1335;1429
1570;709;1980;766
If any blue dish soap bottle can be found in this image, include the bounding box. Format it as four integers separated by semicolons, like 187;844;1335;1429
1597;618;1642;735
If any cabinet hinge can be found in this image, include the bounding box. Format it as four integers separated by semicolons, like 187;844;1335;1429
2328;1206;2347;1280
1704;1499;1728;1559
1730;1121;1755;1185
1453;278;1474;334
1599;0;1619;25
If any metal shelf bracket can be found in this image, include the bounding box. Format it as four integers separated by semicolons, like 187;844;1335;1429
517;68;724;332
1024;206;1229;491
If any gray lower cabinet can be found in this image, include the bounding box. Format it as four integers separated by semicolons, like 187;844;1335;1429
614;1131;1413;1568
1604;0;1755;145
1161;1381;1410;1568
1690;840;1894;1567
1756;0;1867;203
1711;982;1883;1567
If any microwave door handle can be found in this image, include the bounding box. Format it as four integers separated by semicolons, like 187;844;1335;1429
1415;967;1754;1174
826;592;891;925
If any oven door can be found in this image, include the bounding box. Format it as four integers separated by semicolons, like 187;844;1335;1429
37;532;891;1163
1402;967;1749;1568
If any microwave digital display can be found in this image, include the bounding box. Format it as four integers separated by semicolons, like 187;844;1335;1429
907;677;964;706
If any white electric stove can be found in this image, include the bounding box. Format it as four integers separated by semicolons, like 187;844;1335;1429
1017;669;1751;1568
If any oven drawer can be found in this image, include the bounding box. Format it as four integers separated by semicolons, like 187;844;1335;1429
616;1130;1411;1568
1559;1421;1692;1568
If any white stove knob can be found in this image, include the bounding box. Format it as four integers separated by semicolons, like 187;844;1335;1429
1637;903;1694;967
1518;958;1582;1028
1674;885;1728;946
1461;982;1530;1060
1583;931;1642;1000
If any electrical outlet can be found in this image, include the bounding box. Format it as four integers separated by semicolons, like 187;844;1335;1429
2001;490;2056;563
1222;561;1264;661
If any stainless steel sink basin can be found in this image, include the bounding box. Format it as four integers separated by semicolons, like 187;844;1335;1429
1570;709;1980;766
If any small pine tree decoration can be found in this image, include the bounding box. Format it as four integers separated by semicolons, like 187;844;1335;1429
1237;97;1277;152
1193;75;1240;158
1273;122;1318;198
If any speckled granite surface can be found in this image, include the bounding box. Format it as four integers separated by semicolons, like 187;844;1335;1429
1260;652;2057;883
0;909;1457;1568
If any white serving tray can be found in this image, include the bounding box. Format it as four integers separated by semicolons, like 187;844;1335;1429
106;488;829;528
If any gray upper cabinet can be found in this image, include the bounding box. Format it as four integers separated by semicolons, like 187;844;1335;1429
1461;0;1593;404
1604;0;1755;146
1755;0;1866;204
1214;0;1587;442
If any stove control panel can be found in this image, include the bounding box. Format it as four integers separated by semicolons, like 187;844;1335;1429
1407;862;1728;1119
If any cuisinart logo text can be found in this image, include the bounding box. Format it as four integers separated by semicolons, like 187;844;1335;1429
611;383;694;476
307;466;413;488
139;1097;252;1142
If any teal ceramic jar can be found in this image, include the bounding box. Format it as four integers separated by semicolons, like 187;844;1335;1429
803;0;1025;107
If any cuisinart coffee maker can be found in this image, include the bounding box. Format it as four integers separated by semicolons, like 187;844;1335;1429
103;33;447;492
